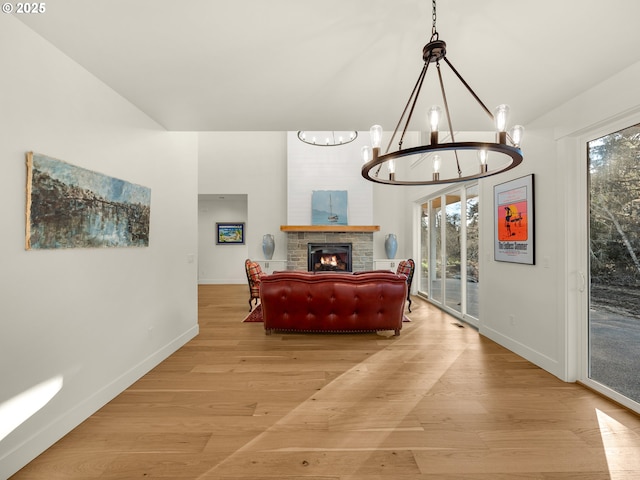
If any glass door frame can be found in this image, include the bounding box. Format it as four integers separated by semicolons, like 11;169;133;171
417;183;479;328
574;114;640;414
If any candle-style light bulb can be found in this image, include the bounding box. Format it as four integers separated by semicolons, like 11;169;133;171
361;146;372;164
494;104;510;144
494;104;510;131
427;105;442;145
428;106;441;130
370;125;383;149
433;155;441;172
478;150;488;173
432;154;441;181
388;159;396;181
510;125;525;147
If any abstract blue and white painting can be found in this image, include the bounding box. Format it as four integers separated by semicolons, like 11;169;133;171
26;152;151;249
311;190;348;226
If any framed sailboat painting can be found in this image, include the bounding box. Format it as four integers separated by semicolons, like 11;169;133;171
311;190;348;226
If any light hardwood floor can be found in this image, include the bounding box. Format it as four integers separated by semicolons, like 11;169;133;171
12;284;640;479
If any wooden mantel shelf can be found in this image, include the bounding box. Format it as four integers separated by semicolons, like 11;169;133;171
281;225;380;233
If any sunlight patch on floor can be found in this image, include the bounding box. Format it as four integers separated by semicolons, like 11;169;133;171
596;408;640;478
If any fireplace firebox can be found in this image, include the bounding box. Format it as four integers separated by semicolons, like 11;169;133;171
307;243;352;272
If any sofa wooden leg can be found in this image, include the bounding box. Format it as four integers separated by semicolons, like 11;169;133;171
265;329;272;335
394;329;400;336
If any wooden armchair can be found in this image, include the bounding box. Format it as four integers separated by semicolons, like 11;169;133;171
396;258;415;312
244;259;266;312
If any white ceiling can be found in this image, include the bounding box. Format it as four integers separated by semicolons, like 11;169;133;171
16;0;640;132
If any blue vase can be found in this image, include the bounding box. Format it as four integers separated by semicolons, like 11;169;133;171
262;234;275;260
385;234;397;259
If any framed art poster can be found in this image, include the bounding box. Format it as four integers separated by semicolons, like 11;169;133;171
311;190;348;226
26;152;151;250
216;222;245;244
494;174;534;264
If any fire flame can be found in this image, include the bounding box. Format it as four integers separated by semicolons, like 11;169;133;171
320;255;338;266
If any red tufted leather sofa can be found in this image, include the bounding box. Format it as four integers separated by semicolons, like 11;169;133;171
259;271;407;336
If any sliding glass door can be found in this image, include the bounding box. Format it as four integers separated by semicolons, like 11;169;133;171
420;203;429;302
444;194;462;314
418;184;479;324
466;186;480;319
587;123;640;405
430;199;443;304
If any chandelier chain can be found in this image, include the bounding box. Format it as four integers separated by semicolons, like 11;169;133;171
431;0;438;39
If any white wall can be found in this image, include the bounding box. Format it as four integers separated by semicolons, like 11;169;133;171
198;195;248;284
198;132;288;280
374;182;408;259
286;131;373;225
478;127;562;375
0;17;198;478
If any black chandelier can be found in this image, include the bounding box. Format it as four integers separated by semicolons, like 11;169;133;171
361;0;524;186
298;131;358;146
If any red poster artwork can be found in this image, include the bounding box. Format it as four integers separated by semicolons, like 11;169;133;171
497;199;528;241
494;175;534;264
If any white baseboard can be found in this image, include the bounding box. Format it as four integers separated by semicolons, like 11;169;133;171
480;325;563;380
198;278;245;285
0;325;199;479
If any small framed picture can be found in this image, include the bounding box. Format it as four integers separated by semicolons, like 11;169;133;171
216;222;245;245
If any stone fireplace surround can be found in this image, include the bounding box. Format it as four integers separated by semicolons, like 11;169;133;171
282;226;378;272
